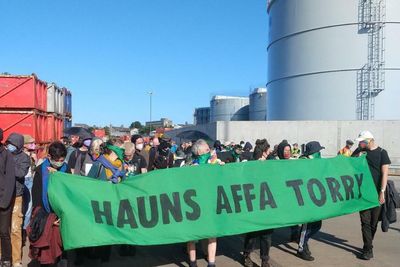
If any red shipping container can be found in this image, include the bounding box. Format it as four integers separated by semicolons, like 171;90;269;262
46;114;64;142
0;74;47;111
0;111;48;143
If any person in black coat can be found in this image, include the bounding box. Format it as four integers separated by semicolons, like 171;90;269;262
0;128;16;267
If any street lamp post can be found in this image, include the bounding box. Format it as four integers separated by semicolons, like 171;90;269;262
148;91;153;135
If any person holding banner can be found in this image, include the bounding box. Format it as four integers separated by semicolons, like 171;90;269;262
353;131;391;260
243;139;274;267
295;141;325;261
187;139;221;267
30;141;71;266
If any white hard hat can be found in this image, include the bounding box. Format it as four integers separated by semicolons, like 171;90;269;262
355;130;374;142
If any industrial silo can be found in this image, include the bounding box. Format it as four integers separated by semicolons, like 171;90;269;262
210;96;249;122
249;88;267;120
267;0;400;120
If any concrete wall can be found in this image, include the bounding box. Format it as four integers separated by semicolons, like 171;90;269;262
216;121;400;164
167;121;400;164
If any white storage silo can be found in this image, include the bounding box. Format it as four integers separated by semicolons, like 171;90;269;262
249;88;267;121
210;96;249;122
267;0;400;120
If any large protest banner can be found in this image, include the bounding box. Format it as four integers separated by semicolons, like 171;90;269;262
48;155;379;250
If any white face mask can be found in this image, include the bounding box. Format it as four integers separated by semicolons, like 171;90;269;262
136;144;144;151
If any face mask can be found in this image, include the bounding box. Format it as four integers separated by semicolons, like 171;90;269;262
136;144;144;151
50;160;64;168
310;152;321;159
83;139;92;148
198;152;211;164
7;144;17;153
359;140;369;151
27;143;36;151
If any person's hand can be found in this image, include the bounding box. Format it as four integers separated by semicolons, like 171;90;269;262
53;219;60;226
379;191;385;204
47;167;57;173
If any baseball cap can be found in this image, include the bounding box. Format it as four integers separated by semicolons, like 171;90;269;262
355;131;374;142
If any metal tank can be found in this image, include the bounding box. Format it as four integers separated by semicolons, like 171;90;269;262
210;96;249;122
194;107;211;125
249;88;267;120
267;0;400;120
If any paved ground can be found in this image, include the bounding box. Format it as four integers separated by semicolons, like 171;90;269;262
23;176;400;267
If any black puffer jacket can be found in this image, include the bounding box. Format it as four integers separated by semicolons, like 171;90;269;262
6;133;30;197
0;144;16;208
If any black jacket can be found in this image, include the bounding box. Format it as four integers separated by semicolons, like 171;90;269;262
7;133;31;196
32;162;71;209
0;145;16;209
381;180;400;232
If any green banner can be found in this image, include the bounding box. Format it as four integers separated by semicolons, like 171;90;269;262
48;155;379;250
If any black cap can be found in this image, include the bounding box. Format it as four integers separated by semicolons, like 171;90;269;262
304;141;325;156
346;139;354;145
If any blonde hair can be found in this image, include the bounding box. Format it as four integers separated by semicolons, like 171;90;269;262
90;138;104;156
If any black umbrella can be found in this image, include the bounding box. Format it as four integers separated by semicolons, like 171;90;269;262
176;130;213;142
64;127;93;140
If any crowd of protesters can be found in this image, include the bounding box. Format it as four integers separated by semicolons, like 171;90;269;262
0;127;396;267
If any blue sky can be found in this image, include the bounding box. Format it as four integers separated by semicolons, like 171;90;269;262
0;0;268;127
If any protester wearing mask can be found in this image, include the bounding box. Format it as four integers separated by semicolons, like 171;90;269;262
67;138;93;176
30;141;70;266
123;142;147;175
131;134;149;168
0;129;16;267
352;131;391;260
243;138;274;267
5;133;30;267
31;141;71;212
295;141;325;261
187;139;224;267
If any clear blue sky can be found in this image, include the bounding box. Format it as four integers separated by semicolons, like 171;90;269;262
0;0;268;127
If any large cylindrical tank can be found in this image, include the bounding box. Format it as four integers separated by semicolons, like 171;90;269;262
210;96;249;122
249;88;267;120
267;0;400;120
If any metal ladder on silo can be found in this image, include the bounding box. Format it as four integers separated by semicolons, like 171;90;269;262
356;0;386;120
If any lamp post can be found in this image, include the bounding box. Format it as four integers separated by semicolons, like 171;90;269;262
148;91;153;135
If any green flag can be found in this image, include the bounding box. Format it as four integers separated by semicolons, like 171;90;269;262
48;155;379;250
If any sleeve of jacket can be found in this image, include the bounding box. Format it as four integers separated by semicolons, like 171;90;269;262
2;151;16;208
148;148;156;171
32;167;42;208
15;153;31;181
